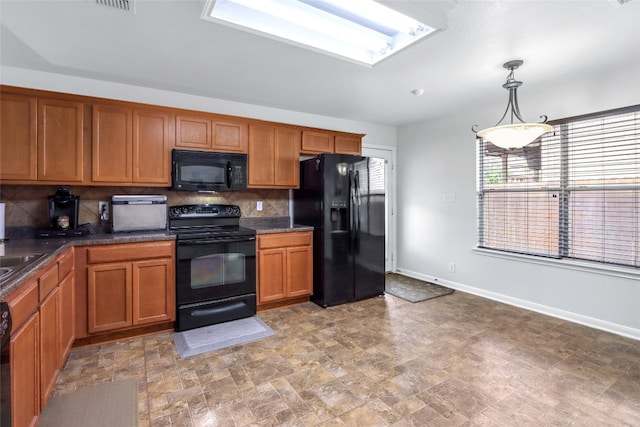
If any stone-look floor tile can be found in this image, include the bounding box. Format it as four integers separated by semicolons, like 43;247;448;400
52;292;640;426
339;404;386;426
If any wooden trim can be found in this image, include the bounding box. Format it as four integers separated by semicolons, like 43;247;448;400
257;296;310;311
72;321;175;348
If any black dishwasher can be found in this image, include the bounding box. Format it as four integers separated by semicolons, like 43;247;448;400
0;301;11;426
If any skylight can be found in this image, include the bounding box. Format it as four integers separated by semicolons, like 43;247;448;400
201;0;438;66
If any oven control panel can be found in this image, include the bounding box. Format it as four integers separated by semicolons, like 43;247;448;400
169;204;241;219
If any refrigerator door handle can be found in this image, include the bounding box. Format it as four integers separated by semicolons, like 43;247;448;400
349;169;357;254
354;170;361;254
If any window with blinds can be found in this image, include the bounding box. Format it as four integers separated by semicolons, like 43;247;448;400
477;105;639;268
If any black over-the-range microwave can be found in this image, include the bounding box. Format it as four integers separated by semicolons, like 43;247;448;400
172;149;248;191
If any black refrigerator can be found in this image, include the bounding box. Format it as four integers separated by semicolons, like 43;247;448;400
293;153;385;307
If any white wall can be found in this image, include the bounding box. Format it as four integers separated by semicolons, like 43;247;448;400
396;64;640;339
0;66;397;149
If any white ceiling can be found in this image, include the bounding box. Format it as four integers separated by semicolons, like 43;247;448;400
1;0;639;127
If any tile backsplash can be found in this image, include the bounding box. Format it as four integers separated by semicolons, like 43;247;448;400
0;185;290;228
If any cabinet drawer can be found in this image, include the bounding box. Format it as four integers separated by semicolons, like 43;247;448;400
86;241;174;264
6;279;38;330
58;248;74;280
258;232;312;250
39;263;59;301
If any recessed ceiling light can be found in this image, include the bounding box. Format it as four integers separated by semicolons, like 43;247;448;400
201;0;440;66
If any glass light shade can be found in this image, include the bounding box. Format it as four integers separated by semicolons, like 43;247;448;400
477;123;552;149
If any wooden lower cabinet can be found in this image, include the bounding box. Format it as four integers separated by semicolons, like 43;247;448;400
7;247;76;426
7;277;40;427
38;287;60;410
59;272;75;360
85;241;175;334
132;259;175;325
257;232;312;307
87;262;132;333
10;312;40;427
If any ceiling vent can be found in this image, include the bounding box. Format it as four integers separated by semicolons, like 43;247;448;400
95;0;135;12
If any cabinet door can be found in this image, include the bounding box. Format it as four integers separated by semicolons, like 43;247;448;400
38;98;85;182
0;93;37;180
301;130;333;154
87;263;132;333
286;245;313;297
212;120;248;153
59;272;75;364
133;108;172;184
248;124;276;186
11;312;40;427
334;135;362;155
175;115;211;149
274;127;300;187
132;258;175;325
92;104;133;183
258;248;286;304
39;288;60;410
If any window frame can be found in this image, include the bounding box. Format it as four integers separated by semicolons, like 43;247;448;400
476;104;640;275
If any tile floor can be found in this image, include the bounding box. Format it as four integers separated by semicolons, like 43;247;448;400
52;291;640;426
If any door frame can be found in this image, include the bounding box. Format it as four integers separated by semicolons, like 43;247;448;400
362;144;396;273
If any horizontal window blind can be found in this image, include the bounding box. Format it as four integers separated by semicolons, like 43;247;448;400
477;105;639;268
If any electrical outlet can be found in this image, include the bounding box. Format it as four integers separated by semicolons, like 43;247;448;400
257;201;263;211
448;262;456;273
98;201;109;221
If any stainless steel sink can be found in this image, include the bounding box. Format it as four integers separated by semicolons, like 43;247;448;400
0;253;45;282
0;254;44;268
0;267;13;280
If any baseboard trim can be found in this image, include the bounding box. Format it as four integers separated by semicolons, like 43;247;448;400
394;268;640;341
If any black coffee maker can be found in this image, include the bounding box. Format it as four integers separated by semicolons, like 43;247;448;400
48;187;79;230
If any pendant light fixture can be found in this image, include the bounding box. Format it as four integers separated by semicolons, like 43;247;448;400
473;60;552;149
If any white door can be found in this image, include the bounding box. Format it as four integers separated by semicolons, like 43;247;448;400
362;146;395;272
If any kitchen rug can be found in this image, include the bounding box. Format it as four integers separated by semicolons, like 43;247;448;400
385;273;454;303
173;316;274;358
38;379;138;427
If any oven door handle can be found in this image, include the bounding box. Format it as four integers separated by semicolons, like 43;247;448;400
178;236;256;245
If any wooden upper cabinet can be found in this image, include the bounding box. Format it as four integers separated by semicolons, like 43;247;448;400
92;104;133;183
301;130;362;155
248;124;300;188
175;115;210;149
93;104;172;185
38;98;85;182
248;124;275;187
334;134;362;155
0;93;37;181
212;120;248;153
274;127;300;187
301;130;333;154
133;109;172;184
175;115;248;153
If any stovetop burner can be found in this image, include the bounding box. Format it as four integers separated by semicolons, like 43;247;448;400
168;204;255;239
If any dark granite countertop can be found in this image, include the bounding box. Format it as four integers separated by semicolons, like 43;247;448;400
251;224;314;234
0;218;314;300
1;228;175;300
240;216;314;234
